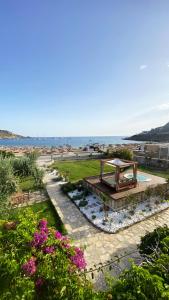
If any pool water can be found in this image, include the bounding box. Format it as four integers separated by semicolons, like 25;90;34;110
124;173;151;182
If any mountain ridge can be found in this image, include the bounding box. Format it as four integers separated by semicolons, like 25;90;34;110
0;130;25;139
125;122;169;142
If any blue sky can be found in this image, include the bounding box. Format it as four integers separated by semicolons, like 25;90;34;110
0;1;169;137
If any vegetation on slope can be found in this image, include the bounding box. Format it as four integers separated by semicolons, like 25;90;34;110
125;121;169;142
0;129;24;139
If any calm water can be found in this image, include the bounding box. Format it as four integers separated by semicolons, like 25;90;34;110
0;136;138;148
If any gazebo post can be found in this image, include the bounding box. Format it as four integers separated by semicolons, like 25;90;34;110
115;166;120;191
100;160;104;181
133;162;137;187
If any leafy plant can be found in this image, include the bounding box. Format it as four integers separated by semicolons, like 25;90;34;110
79;200;88;207
0;209;100;300
0;150;14;159
139;225;169;255
32;167;44;188
106;148;133;160
0;158;18;197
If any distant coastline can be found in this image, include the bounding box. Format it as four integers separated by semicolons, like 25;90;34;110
0;136;140;148
124;121;169;143
0;130;26;139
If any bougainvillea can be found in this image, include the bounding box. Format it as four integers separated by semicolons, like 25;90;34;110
70;247;87;270
22;257;37;276
55;230;62;240
0;209;98;300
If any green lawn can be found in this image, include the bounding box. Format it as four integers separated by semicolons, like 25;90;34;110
19;176;44;192
139;166;169;179
52;159;169;182
52;159;113;182
10;200;67;234
19;176;36;191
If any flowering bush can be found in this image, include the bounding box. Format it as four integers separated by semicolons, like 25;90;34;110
0;208;100;300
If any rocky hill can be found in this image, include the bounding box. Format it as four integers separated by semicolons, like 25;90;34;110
125;122;169;142
0;130;24;139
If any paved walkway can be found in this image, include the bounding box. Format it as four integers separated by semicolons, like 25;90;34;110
38;157;169;287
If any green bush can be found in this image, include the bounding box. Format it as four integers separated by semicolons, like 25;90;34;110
79;200;88;207
139;225;169;255
11;157;35;177
108;264;169;300
61;182;76;193
0;158;18;197
0;209;100;300
32;167;44;189
61;182;80;194
0;150;14;159
106;148;133;161
72;194;83;201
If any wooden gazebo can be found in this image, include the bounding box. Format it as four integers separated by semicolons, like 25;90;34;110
100;158;138;192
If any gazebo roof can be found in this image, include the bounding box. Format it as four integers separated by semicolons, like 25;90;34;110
104;158;136;168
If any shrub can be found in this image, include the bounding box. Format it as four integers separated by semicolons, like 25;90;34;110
61;181;85;194
139;225;169;255
72;194;83;201
61;182;77;194
0;158;18;197
32;168;44;189
11;157;35;177
106;148;133;160
108;264;168;300
79;200;88;207
0;150;14;159
25;151;39;163
0;209;100;300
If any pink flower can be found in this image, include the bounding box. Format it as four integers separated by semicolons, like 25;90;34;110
70;247;86;270
61;236;70;249
31;231;48;248
38;219;48;234
35;277;44;289
55;231;62;240
62;243;70;249
38;219;47;229
43;246;55;254
22;257;36;276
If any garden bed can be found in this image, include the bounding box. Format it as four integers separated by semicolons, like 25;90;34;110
68;190;169;233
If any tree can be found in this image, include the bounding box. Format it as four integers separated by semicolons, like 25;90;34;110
32;168;44;188
0;158;18;197
106;148;133;160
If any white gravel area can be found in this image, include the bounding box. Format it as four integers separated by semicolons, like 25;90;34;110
68;190;169;233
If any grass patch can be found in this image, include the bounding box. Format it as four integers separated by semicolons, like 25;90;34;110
19;176;44;192
52;160;169;182
139;166;169;179
52;159;113;182
10;200;67;234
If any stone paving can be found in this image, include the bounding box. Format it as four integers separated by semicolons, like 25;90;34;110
38;157;169;287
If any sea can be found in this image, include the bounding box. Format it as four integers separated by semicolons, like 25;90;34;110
0;136;140;148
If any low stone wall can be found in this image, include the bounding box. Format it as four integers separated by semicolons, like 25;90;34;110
84;180;169;211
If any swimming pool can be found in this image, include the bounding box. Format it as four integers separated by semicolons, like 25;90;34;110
124;173;151;182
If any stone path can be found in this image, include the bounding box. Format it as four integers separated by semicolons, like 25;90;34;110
38;157;169;287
